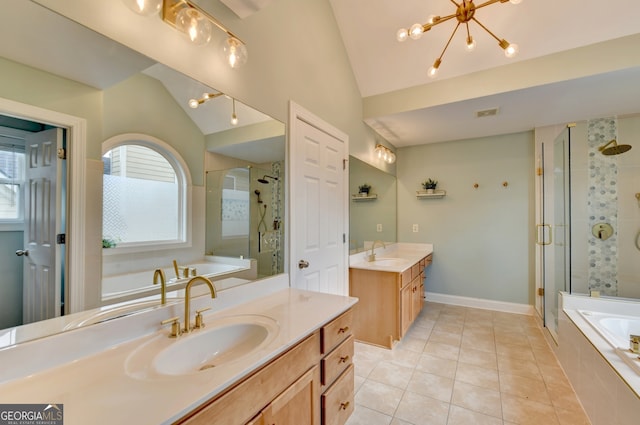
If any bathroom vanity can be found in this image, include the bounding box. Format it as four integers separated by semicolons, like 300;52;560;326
0;278;357;425
349;243;433;348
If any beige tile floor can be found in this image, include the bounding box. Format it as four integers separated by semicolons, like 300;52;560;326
346;302;591;425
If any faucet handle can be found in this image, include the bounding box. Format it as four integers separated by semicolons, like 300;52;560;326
194;308;211;329
161;316;181;338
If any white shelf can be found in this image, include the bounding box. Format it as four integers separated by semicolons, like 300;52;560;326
416;190;446;199
352;194;378;201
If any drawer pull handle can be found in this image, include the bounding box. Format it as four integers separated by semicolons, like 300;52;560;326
338;326;350;334
340;401;350;410
339;355;350;363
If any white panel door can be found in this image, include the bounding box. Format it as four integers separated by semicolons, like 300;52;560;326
22;128;63;324
290;103;348;295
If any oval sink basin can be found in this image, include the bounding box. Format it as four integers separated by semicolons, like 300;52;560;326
125;314;279;379
64;299;180;330
372;258;410;267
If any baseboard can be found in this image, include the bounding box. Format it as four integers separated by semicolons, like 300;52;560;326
425;292;535;316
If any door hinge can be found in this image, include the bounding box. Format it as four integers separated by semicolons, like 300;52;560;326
537;287;544;296
343;233;346;243
536;167;543;176
57;148;66;160
56;233;66;244
343;158;347;170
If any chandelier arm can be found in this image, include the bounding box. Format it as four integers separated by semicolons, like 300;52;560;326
423;12;458;31
437;21;462;61
465;21;471;38
449;0;461;7
471;17;502;43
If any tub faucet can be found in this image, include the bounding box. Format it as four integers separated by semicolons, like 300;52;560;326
367;240;386;262
183;276;217;333
153;268;167;305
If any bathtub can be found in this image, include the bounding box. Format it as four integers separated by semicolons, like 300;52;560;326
579;310;640;374
102;258;253;302
559;294;640;425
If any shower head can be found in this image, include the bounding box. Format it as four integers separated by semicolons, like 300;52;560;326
599;139;632;156
258;175;279;184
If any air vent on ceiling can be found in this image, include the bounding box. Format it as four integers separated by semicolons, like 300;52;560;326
476;108;499;118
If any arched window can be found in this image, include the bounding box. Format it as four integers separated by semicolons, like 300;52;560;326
102;134;190;250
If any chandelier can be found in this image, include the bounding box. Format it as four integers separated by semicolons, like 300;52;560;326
397;0;522;78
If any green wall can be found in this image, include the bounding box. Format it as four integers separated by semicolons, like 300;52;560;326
397;132;535;305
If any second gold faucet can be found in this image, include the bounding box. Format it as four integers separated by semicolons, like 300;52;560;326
183;276;217;333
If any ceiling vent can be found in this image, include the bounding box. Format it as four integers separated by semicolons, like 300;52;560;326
476;108;499;118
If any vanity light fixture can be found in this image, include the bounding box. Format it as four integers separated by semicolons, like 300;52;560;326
123;0;248;68
397;0;522;78
188;92;225;108
375;144;396;164
188;92;240;125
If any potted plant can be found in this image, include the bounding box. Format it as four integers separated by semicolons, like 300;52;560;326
422;179;438;194
358;183;371;196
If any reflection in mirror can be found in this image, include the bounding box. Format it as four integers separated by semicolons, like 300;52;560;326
0;0;286;347
206;163;284;278
349;156;397;253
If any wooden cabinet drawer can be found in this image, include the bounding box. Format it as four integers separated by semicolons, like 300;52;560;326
321;335;354;388
411;262;420;280
321;310;352;354
321;365;354;425
400;268;411;287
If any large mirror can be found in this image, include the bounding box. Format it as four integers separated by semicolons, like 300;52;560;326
349;156;397;253
0;0;285;347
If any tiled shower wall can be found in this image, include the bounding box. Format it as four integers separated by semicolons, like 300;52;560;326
571;115;640;298
586;117;619;296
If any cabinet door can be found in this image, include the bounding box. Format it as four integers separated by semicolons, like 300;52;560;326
400;283;412;337
263;366;319;425
412;281;421;322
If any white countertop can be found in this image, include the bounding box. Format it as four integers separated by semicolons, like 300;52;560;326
349;242;433;273
0;288;357;425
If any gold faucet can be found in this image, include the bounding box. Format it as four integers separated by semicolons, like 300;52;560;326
183;276;217;333
153;268;167;305
367;240;386;262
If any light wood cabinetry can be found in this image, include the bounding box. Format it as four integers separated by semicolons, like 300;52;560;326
350;254;432;348
179;309;354;425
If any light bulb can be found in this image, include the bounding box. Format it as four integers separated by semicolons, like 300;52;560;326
231;113;238;125
428;59;441;78
221;37;248;69
409;23;423;40
397;28;409;42
504;42;519;58
427;15;440;24
122;0;162;16
465;36;476;52
509;0;522;4
188;99;199;108
176;8;212;45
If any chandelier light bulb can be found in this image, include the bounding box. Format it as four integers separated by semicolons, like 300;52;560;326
465;36;476;52
231;113;238;126
428;58;441;78
504;42;519;58
176;8;212;45
427;15;439;24
122;0;162;16
409;23;424;40
222;37;248;69
188;99;200;109
509;0;523;4
397;28;409;42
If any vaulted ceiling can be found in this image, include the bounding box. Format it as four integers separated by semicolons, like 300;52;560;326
329;0;640;146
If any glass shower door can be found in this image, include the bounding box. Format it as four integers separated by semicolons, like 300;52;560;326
542;127;571;339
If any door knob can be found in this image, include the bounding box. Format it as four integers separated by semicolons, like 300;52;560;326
15;249;29;257
298;260;309;269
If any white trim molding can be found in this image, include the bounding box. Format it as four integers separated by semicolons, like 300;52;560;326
425;291;535;316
